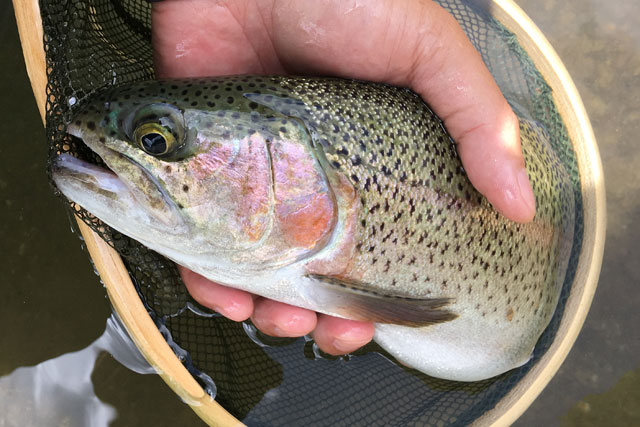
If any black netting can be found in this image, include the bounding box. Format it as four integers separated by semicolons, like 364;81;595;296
41;0;583;425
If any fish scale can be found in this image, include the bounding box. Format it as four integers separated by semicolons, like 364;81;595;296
258;77;571;324
52;75;575;381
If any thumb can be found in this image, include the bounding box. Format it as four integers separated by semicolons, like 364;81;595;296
273;0;536;223
408;5;536;223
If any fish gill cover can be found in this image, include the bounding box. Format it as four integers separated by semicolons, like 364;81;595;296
40;0;583;425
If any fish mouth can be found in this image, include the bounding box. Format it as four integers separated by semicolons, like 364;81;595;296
52;123;183;232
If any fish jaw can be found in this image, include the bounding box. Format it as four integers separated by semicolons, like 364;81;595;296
52;153;130;205
53;124;188;248
66;124;184;229
52;152;187;242
53;153;164;233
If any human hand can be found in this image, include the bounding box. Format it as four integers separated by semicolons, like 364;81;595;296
151;0;536;355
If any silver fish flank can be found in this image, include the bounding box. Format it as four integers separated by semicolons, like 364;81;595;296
52;76;575;381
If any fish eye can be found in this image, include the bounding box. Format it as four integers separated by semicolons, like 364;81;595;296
133;122;177;156
124;103;186;156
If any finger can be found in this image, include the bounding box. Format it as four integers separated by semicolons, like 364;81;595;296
251;298;318;337
312;315;375;355
151;0;283;78
273;0;535;223
179;266;254;321
408;9;537;224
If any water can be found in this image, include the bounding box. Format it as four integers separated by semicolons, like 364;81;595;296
0;315;156;426
0;5;203;426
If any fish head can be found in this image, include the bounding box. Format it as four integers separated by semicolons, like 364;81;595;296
52;81;336;277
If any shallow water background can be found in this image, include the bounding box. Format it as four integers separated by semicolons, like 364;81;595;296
0;0;638;425
0;4;202;425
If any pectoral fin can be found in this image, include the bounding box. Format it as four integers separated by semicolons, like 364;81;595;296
306;274;457;327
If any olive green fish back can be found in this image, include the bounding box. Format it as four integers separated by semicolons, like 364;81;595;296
40;1;583;426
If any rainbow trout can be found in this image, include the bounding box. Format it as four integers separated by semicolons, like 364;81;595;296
52;76;574;381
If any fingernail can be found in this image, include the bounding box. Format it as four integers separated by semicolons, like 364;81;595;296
331;338;355;353
331;333;370;353
516;167;536;215
272;326;287;337
251;313;287;337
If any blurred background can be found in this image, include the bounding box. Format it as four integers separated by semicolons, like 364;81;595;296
0;0;637;425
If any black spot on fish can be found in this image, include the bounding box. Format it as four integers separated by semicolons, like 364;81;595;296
336;146;349;156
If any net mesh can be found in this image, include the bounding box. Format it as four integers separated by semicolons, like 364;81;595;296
41;0;584;425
